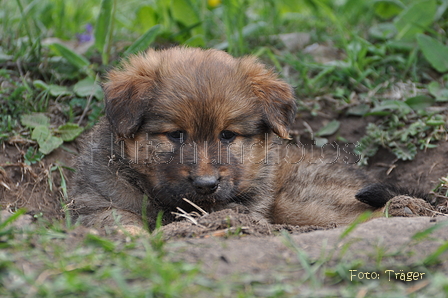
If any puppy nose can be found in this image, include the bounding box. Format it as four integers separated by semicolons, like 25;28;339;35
192;176;219;195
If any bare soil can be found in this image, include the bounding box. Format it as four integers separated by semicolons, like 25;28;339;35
1;115;448;280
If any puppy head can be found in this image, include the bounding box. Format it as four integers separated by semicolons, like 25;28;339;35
103;47;297;208
104;47;296;140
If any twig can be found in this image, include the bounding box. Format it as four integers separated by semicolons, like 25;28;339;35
77;74;99;126
16;59;24;78
172;207;207;228
302;121;314;140
0;181;10;190
0;162;37;178
374;162;397;175
429;191;448;200
182;198;208;216
423;207;448;217
77;91;94;126
0;163;24;167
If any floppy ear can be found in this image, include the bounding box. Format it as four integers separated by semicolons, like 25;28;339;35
103;55;157;139
244;59;297;139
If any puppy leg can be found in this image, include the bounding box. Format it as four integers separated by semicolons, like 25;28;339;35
77;209;147;235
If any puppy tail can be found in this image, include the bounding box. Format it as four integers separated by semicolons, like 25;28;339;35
355;183;429;208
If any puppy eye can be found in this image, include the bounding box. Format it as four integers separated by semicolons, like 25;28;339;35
167;130;185;142
220;130;237;142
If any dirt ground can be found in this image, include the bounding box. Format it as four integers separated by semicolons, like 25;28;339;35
1;114;448;280
165;216;448;286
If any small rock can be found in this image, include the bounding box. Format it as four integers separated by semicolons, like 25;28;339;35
404;207;413;215
278;32;311;51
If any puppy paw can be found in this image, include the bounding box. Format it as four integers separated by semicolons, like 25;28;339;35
383;195;435;217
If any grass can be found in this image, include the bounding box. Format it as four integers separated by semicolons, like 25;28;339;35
3;211;448;297
279;216;448;297
1;0;448;296
0;213;202;297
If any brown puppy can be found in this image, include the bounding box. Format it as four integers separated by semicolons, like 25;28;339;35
71;47;417;230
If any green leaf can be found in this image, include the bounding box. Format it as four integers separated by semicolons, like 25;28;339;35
314;137;328;148
394;0;436;40
405;95;435;110
417;34;448;73
0;52;13;62
95;0;113;54
373;0;404;19
315;120;340;137
48;43;90;70
24;147;44;165
33;80;71;97
347;104;370;116
428;81;448;101
391;142;417;161
38;135;64;155
369;100;411;113
171;0;200;27
369;22;397;40
426;116;445;126
170;0;204;38
135;5;157;34
30;125;64;154
31;125;51;144
33;80;49;90
124;24;162;57
364;110;392;116
21;113;50;128
48;85;71;97
73;77;104;100
56;123;84;142
355;135;380;163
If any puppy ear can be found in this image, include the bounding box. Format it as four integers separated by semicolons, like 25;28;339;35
103;55;156;139
103;83;145;139
245;59;297;139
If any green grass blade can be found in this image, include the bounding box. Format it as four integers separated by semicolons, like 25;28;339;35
339;211;372;240
95;0;116;64
95;0;113;54
0;209;27;230
411;220;448;242
282;231;320;287
424;240;448;266
48;43;90;70
123;24;162;57
58;165;68;199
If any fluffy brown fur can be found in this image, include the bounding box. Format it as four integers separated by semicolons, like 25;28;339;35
71;47;418;230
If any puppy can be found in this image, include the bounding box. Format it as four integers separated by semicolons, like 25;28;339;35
71;47;419;230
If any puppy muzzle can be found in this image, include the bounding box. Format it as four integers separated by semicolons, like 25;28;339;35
191;175;219;195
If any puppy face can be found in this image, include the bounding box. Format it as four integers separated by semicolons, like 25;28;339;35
103;47;296;209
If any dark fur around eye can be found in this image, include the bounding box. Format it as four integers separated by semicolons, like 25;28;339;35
220;130;237;142
167;130;185;142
